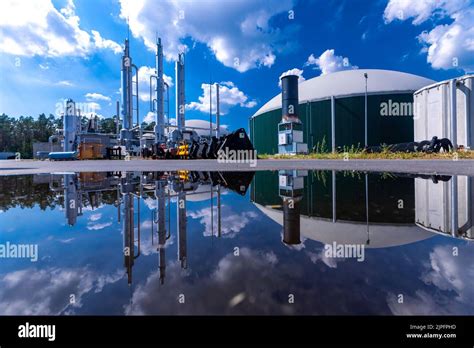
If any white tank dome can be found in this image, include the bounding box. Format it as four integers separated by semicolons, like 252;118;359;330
253;69;435;117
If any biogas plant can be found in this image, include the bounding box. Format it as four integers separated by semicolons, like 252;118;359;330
45;37;254;161
42;36;473;162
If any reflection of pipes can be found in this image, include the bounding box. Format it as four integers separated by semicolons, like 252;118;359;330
155;180;167;284
121;173;140;285
177;190;187;268
365;173;370;245
64;173;80;226
451;175;458;237
123;192;134;285
332;170;336;222
217;184;221;237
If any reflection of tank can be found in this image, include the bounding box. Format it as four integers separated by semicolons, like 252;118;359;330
252;170;434;248
415;175;473;240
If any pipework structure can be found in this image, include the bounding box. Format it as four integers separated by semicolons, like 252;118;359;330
120;38;139;153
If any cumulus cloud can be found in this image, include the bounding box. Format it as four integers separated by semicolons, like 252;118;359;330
0;0;121;57
383;0;474;70
85;93;111;102
304;49;358;75
278;68;305;87
187;81;256;115
133;66;173;102
119;0;295;72
91;30;122;54
143;111;155;124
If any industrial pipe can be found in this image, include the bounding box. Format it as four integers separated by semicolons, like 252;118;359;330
450;79;457;148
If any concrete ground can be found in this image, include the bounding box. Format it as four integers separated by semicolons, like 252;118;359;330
1;159;473;176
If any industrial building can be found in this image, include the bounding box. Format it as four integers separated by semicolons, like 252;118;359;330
250;69;435;154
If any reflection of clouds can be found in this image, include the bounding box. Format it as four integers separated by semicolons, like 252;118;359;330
280;232;306;251
0;267;123;315
422;244;474;303
136;219;175;256
86;211;112;230
125;248;303;315
89;213;102;222
189;205;258;238
306;249;342;268
387;244;474;315
86;222;112;230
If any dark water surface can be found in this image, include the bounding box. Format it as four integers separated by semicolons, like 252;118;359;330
0;170;472;315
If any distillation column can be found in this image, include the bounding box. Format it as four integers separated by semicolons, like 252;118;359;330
175;53;185;132
154;38;165;145
120;39;134;151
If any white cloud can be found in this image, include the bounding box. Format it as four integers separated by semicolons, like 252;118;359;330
91;30;122;54
278;68;305;87
185;119;228;137
383;0;474;70
85;93;111;102
143;111;155;124
119;0;295;72
0;0;121;57
189;205;258;238
187;81;256;115
56;80;74;87
304;49;358;75
133;66;173;102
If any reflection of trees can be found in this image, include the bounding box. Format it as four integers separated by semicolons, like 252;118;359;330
0;176;61;212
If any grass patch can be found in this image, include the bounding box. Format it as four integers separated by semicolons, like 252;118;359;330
259;150;474;160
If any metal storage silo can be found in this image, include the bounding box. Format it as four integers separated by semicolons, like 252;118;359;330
414;74;474;149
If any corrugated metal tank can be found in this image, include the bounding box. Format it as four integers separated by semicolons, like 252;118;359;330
414;74;474;148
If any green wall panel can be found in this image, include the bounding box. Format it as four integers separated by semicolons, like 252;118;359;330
251;93;415;154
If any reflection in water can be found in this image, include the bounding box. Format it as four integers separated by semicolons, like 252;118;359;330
0;170;472;315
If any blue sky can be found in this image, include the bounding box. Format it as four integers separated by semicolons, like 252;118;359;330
0;0;473;132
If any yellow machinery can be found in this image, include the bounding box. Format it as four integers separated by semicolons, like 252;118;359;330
176;142;189;159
